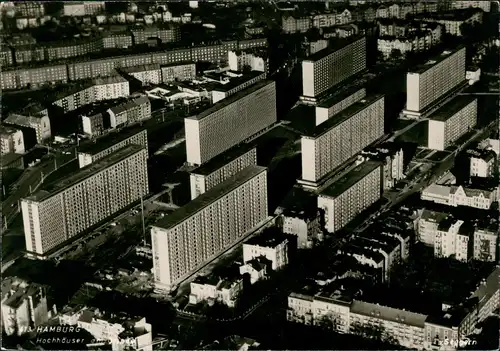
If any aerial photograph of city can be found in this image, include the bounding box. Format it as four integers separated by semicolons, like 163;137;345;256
0;0;498;350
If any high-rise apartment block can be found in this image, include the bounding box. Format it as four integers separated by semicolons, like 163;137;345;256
318;160;382;233
63;2;105;16
151;166;268;291
301;36;366;103
78;128;148;168
0;126;25;155
189;144;257;200
315;86;366;126
300;95;385;185
404;47;466;118
185;80;276;166
21;145;148;258
427;96;477;150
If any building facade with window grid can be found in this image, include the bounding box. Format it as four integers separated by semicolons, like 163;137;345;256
185;80;276;166
21;145;148;258
301;94;384;183
151;165;268;291
317;160;382;233
189;145;257;200
301;36;366;100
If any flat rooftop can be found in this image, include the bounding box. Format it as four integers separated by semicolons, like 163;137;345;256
310;94;384;138
409;47;465;75
161;60;195;68
303;36;365;63
25;144;144;202
79;126;147;155
191;143;256;176
245;231;290;248
428;95;476;122
186;80;274;121
319;160;382;199
153;165;267;230
316;84;366;109
351;300;427;328
212;71;266;92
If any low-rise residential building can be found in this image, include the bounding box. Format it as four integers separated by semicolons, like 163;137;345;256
467;149;496;178
4;109;51;144
130;25;181;45
60;307;152;351
377;28;441;59
450;1;491;13
160;61;196;83
189;273;244;308
239;257;268;284
228;49;268;73
53;75;130;113
281;209;322;249
1;277;50;336
473;225;498;262
321;24;359;39
361;144;405;191
108;96;151;128
422;183;497;210
63;2;105;16
0;126;25;155
78;127;148;168
434;218;473;261
414;9;483;36
121;64;162;86
82;112;105;137
243;231;294;271
418;209;449;246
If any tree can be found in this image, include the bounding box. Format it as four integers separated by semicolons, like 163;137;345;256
390;49;403;61
316;312;340;331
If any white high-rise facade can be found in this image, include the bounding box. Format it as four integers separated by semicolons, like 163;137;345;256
21;145;148;258
151;166;268;291
301;36;366;101
301;95;384;184
185;80;276;166
405;47;466;118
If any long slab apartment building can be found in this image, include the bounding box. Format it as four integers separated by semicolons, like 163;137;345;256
427;96;477;151
300;94;385;187
21;145;148;259
301;36;367;104
403;47;466;119
189;143;257;200
318;160;382;233
151;165;268;291
185;80;276;166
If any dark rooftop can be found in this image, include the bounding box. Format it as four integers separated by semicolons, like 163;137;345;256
310;94;384;137
79;126;147;155
187;80;274;121
26;145;144;202
303;36;365;63
245;231;291;249
153;165;267;230
428;95;476;122
319;160;382;199
211;71;266;93
190;143;256;176
316;84;366;109
409;47;465;75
